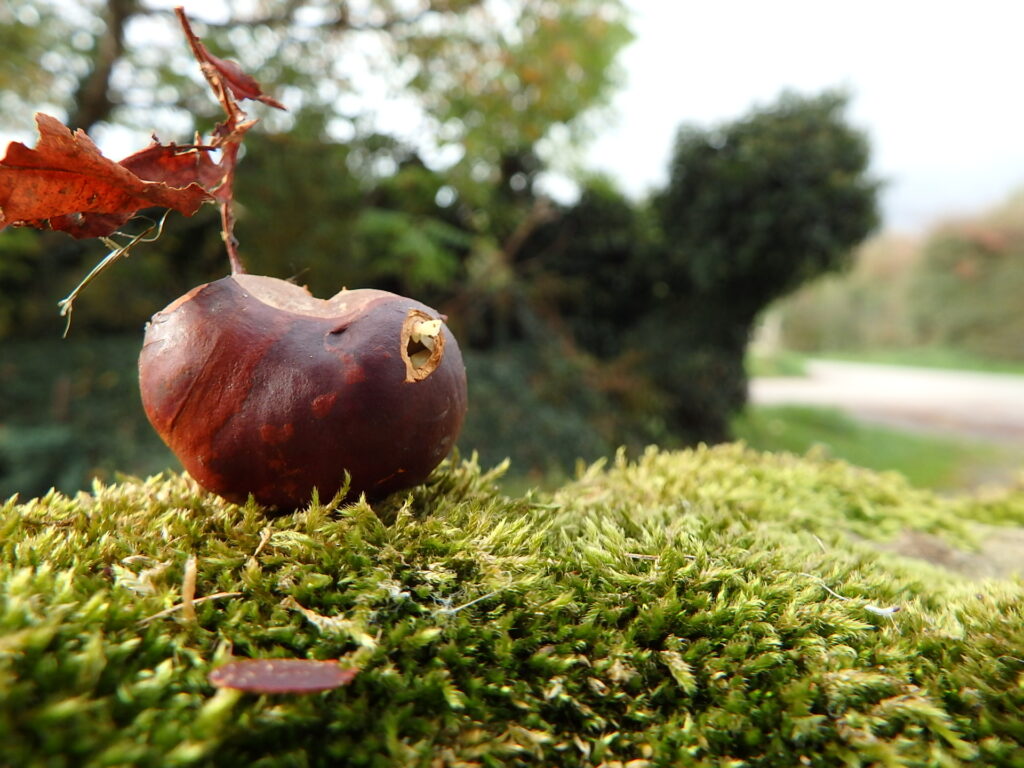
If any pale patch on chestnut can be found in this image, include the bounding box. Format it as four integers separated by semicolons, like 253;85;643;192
231;273;393;318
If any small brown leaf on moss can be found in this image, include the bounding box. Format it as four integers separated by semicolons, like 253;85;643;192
208;659;358;694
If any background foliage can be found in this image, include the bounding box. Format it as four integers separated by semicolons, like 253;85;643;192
1;1;880;497
521;91;880;443
775;189;1024;362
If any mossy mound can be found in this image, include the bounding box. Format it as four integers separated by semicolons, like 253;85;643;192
2;444;1022;767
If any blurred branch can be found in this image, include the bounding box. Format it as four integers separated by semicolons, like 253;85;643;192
144;1;435;33
503;198;556;263
69;0;139;132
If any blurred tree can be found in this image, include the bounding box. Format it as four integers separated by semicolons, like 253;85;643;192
775;233;923;353
774;189;1024;362
524;179;659;356
488;180;676;459
0;0;629;235
2;1;628;136
0;2;78;129
527;91;880;443
644;90;879;440
909;190;1024;361
231;132;471;306
656;90;879;315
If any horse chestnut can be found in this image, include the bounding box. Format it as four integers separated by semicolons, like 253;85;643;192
139;274;467;508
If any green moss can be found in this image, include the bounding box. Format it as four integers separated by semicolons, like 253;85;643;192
733;405;1013;491
2;445;1023;767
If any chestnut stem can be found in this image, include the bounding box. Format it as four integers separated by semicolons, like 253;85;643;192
174;6;247;275
221;201;245;275
218;141;244;274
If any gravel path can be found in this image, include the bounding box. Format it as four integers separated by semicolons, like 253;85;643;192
751;359;1024;443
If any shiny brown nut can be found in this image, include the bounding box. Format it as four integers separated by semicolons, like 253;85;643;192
139;274;467;508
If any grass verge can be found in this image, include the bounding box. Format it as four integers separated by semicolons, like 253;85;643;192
733;405;1011;490
814;346;1024;375
745;349;808;378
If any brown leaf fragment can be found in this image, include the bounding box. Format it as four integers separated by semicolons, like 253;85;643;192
120;141;225;191
0;114;211;238
200;48;287;111
173;7;284;115
208;659;359;694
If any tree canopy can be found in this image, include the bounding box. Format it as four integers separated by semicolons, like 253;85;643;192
2;1;629;198
0;0;631;341
656;90;880;314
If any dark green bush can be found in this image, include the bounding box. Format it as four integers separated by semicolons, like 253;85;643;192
0;335;174;500
523;91;879;444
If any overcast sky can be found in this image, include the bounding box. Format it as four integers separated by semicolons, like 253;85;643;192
587;0;1024;233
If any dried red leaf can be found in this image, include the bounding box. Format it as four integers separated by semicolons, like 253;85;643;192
0;114;211;239
200;48;287;111
120;141;225;191
208;659;359;694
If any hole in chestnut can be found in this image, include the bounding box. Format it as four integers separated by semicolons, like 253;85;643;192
406;333;433;369
401;310;445;382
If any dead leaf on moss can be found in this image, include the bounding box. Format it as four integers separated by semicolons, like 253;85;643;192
209;659;358;694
